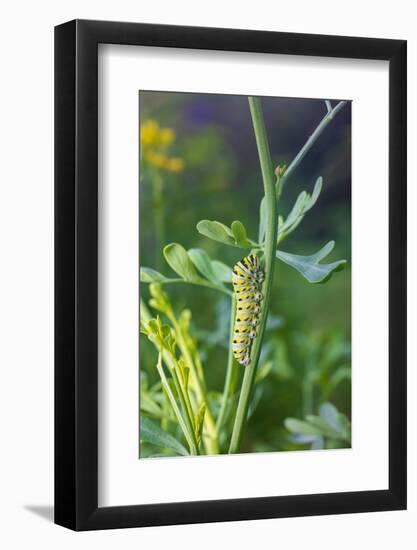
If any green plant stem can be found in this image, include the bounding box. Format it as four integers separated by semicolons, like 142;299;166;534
216;294;238;435
259;100;347;243
170;367;200;453
156;353;198;455
141;300;199;453
173;358;196;426
153;175;165;272
228;97;278;454
167;313;219;455
280;101;347;190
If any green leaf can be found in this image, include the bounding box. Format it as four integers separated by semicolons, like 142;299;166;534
163;243;205;283
194;404;206;443
197;219;258;249
305;177;322;212
282;191;308;231
231;220;252;248
147;283;173;317
140;416;189;456
196;220;236;246
255;361;273;383
211;260;232;283
336;413;351;441
278;177;323;242
284;418;323;436
324;366;351;397
319;402;340;430
140;267;170;283
276;241;346;283
305;415;343;439
140;393;164;419
188;248;221;285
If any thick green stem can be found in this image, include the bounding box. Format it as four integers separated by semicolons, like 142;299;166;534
228;97;278;454
216;294;238;436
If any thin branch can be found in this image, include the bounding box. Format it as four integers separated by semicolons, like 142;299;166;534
281;100;347;189
216;294;238;435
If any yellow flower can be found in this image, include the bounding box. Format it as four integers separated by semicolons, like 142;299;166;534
140;120;160;147
144;150;169;169
158;128;175;147
140;119;184;173
165;157;184;172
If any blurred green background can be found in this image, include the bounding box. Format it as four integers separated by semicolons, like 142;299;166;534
139;91;351;455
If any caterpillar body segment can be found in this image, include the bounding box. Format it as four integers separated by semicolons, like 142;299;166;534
232;254;264;366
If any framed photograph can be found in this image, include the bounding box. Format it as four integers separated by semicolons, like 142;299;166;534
55;19;406;530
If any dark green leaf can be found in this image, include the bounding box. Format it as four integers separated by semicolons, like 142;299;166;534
140;416;189;456
140;393;164;419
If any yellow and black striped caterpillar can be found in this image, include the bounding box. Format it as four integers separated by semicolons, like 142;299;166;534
232;254;264;366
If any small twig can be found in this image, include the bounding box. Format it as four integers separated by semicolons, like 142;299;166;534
281;100;347;190
216;294;238;435
325;100;332;113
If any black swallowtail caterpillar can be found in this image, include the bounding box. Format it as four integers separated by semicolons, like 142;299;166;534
232;254;265;366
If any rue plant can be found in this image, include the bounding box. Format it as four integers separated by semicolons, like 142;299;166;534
140;98;347;456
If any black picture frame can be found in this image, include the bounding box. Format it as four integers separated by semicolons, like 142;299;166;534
55;19;407;531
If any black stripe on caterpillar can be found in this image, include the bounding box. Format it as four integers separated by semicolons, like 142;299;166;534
232;254;264;366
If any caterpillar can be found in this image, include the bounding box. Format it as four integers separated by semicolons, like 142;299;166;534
232;254;264;366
